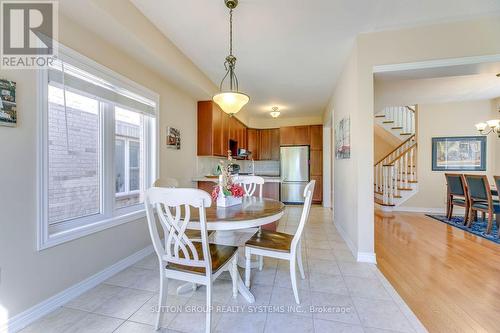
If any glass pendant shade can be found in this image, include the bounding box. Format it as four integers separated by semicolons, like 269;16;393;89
486;119;500;129
213;91;249;115
475;122;488;131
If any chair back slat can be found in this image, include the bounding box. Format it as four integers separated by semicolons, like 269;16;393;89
145;188;212;271
445;174;466;196
291;180;316;251
233;175;265;197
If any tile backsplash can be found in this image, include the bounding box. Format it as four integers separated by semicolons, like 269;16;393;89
196;157;280;177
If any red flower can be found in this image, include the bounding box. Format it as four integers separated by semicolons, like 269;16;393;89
230;184;244;198
211;186;220;201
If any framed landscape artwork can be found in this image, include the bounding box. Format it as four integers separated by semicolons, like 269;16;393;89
0;79;17;127
335;116;351;159
432;136;486;171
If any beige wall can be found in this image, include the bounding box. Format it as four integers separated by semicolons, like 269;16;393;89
374;126;400;162
325;15;500;259
0;13;207;321
494;98;500;176
401;100;498;210
326;43;361;255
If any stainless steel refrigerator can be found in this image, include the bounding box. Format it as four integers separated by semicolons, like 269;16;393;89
280;146;309;203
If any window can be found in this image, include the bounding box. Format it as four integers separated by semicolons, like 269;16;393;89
38;46;158;249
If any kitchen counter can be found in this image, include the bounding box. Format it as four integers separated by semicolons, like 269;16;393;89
192;176;281;183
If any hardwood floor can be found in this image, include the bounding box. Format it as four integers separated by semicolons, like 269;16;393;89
375;210;500;333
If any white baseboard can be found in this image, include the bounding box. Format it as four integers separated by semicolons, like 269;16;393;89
393;206;447;214
3;245;154;333
357;252;377;264
333;220;377;264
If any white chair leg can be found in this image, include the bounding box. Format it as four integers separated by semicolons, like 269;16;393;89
155;270;168;330
206;281;212;333
230;256;238;298
258;255;264;271
290;259;300;304
245;247;251;288
297;242;305;279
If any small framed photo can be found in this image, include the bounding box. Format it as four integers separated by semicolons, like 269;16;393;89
432;136;486;171
0;79;17;127
167;127;180;150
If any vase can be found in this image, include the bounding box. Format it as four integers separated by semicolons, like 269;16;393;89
216;194;242;207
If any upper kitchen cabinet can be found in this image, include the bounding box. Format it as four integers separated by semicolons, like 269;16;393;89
247;128;260;160
197;101;225;156
280;126;310;146
259;129;272;160
198;101;247;157
270;128;280;160
310;125;323;150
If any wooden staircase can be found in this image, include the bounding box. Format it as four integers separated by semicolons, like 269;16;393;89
374;106;418;211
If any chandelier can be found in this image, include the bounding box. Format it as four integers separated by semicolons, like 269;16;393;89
475;74;500;137
212;0;249;115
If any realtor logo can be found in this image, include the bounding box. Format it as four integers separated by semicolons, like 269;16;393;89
1;0;58;69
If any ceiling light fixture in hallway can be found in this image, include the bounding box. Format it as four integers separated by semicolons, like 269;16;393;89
270;106;280;118
212;0;249;116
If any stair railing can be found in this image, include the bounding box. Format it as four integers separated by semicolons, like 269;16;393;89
375;143;417;205
380;105;415;134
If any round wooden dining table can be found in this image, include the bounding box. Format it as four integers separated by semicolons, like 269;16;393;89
177;196;285;303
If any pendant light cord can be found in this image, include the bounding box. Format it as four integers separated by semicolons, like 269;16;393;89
229;8;233;56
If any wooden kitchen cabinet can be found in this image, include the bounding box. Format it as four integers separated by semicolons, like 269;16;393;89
279;126;295;145
197;101;225;156
310;150;323;176
271;128;280;160
310;125;323;150
247;129;260;160
280;126;310;146
259;129;272;160
294;126;310;145
311;175;323;203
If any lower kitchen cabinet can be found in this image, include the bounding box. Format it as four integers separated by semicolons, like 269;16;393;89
197;181;216;194
311;175;323;203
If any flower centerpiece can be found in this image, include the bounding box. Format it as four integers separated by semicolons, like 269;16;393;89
211;152;244;207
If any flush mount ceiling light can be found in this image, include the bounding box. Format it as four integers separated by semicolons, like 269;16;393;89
212;0;249;116
270;106;280;118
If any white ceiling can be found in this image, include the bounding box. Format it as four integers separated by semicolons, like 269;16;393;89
130;0;500;120
375;63;500;110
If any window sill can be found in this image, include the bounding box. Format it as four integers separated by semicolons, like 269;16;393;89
38;208;147;250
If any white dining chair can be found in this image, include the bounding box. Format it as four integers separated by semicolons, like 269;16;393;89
233;175;266;268
153;177;179;188
144;187;239;332
244;180;315;304
233;175;265;197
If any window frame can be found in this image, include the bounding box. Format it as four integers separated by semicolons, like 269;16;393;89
37;44;159;250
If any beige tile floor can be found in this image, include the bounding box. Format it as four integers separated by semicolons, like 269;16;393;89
20;206;426;333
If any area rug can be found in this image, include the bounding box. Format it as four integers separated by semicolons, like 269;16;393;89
426;215;500;244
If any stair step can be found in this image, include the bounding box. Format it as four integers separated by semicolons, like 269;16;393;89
400;133;413;136
391;126;403;130
375;115;386;118
398;187;413;191
382;121;394;124
374;198;395;207
397;179;418;183
374;190;402;199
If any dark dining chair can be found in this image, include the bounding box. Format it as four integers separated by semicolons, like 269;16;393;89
445;174;469;223
464;175;500;236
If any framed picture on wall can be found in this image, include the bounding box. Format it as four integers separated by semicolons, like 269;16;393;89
0;79;17;127
431;136;486;171
167;127;181;150
335;116;351;159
